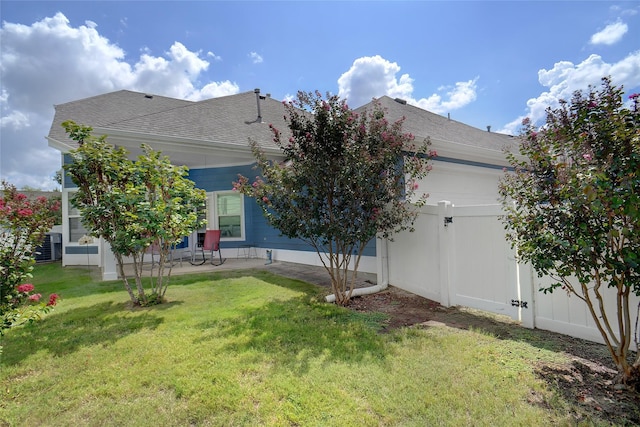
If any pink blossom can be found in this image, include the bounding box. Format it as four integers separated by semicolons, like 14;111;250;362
17;283;35;293
629;93;639;100
262;196;269;203
47;293;60;306
29;293;42;302
583;153;592;161
429;150;438;157
18;208;33;217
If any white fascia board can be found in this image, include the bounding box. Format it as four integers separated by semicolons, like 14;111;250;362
92;127;285;158
46;137;73;153
428;137;518;168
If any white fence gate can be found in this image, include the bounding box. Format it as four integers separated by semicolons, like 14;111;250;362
385;201;639;345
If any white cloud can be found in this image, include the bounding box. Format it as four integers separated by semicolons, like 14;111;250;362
590;20;628;45
207;51;222;61
414;79;478;114
337;55;413;107
199;81;242;98
498;51;640;134
249;52;263;64
337;55;477;113
0;12;239;190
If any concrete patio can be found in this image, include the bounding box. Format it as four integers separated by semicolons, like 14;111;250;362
122;255;378;290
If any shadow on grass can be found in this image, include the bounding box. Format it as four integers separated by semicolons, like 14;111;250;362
1;301;164;366
421;305;640;425
424;305;617;362
193;272;389;374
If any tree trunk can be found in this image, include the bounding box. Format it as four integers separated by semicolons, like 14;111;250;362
131;252;146;304
115;253;138;305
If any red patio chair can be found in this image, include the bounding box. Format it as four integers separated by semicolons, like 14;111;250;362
196;229;225;266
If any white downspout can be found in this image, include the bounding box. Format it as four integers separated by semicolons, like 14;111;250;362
325;235;389;303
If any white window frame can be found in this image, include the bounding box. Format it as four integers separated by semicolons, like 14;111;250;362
64;190;90;244
207;191;245;241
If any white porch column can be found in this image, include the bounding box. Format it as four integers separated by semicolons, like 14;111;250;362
101;239;118;281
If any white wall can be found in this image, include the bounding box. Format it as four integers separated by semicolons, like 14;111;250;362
414;161;504;206
267;248;377;274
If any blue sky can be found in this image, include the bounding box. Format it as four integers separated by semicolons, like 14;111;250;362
1;1;639;190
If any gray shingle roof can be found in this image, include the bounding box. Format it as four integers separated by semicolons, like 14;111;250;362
48;90;289;151
47;90;193;148
359;96;516;152
48;90;516;158
109;91;288;149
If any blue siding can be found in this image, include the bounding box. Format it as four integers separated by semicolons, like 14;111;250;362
187;165;376;256
63;154;77;189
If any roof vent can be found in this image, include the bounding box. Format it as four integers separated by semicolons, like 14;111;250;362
254;88;263;123
487;125;491;132
394;98;407;105
144;94;153;99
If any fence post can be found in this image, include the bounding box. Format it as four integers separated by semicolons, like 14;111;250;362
517;260;536;328
438;200;453;307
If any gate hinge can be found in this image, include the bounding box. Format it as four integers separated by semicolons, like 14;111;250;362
511;299;528;309
444;216;453;227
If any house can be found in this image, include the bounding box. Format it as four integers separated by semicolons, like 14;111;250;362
46;89;516;280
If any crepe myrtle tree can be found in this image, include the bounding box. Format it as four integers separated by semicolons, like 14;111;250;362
1;182;60;334
235;91;435;306
63;121;206;306
499;78;640;389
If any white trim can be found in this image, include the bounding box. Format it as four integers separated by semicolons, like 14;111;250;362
266;248;377;274
207;191;246;241
91;127;284;157
189;161;256;170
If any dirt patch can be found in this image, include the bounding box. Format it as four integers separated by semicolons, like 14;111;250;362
347;285;640;426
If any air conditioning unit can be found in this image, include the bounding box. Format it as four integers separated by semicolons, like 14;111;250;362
35;232;62;262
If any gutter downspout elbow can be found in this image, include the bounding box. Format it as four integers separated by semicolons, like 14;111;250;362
325;282;388;303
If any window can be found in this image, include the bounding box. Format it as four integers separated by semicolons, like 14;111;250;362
68;197;89;243
208;192;244;240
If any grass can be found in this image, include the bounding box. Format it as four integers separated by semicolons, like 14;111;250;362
1;262;582;426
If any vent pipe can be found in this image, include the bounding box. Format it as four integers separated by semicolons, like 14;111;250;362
254;88;262;123
487;125;491;132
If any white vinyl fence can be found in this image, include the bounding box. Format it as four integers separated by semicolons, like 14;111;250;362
385;201;640;345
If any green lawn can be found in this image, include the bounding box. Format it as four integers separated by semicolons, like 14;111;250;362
2;263;581;426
